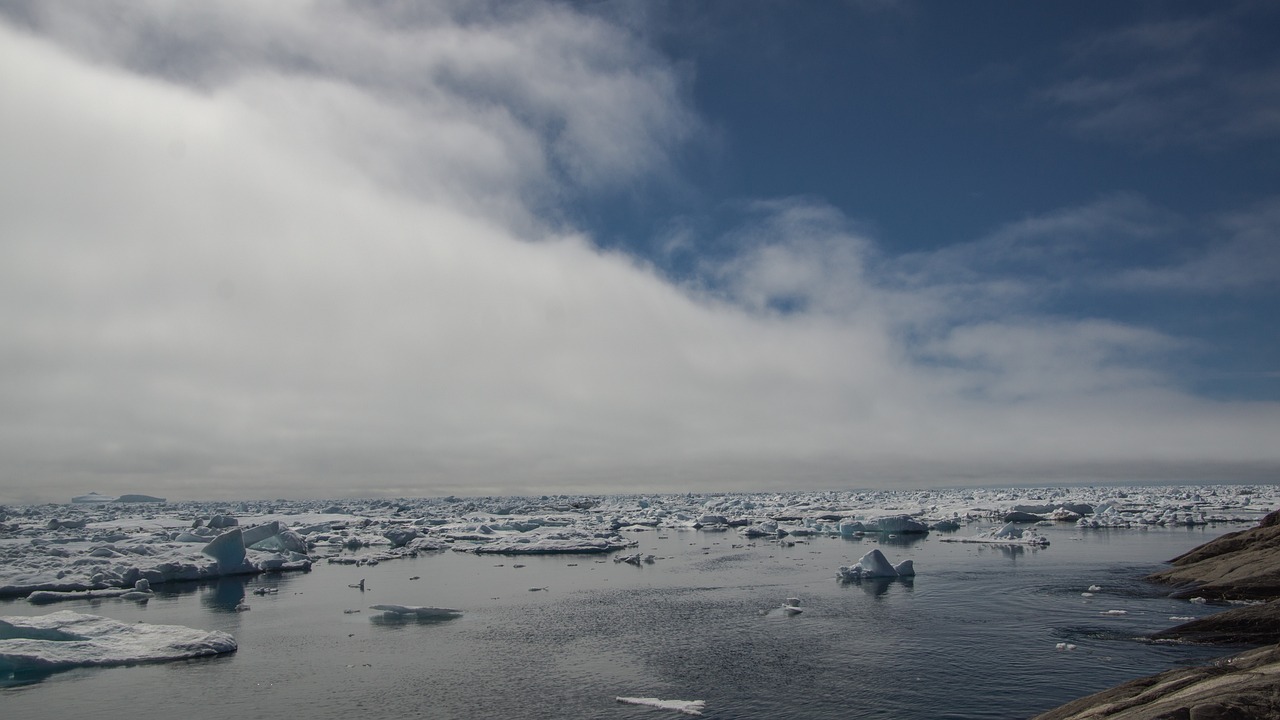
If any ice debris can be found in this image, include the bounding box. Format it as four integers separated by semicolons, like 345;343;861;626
615;697;706;716
0;611;236;678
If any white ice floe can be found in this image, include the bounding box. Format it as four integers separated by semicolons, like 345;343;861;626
1099;610;1128;616
1055;642;1077;651
615;696;706;716
1189;597;1209;605
0;611;236;677
837;549;915;582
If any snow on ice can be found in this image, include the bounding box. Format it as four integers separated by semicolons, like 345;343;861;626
1;484;1275;602
0;611;235;679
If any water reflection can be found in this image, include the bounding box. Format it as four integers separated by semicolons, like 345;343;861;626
876;533;928;548
201;577;249;613
839;576;914;598
840;533;928;548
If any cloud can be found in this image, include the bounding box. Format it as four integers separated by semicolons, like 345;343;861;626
1042;8;1280;146
1114;198;1280;292
0;3;1277;504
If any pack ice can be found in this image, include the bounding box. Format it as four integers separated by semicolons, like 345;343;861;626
0;611;236;679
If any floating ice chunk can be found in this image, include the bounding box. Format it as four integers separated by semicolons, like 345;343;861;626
1081;592;1094;598
1189;597;1209;605
866;515;929;534
1055;642;1077;651
740;520;778;538
615;697;706;716
201;528;253;574
1088;585;1102;592
1170;616;1195;621
838;519;866;536
1099;610;1128;616
0;611;236;677
837;549;914;582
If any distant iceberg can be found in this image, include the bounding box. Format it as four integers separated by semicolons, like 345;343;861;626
0;611;236;679
70;492;115;504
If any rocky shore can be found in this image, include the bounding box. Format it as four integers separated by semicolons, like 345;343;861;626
1033;509;1280;719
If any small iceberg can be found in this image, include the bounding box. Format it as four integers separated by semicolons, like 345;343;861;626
0;611;236;681
837;549;915;582
615;696;706;716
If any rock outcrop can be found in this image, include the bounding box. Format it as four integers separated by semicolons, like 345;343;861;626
1036;509;1280;719
1032;644;1280;720
1145;510;1280;601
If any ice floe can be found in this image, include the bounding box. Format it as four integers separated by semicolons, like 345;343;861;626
615;696;706;716
0;611;235;679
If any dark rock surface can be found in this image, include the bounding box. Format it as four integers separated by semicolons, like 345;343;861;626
1146;510;1280;601
1151;601;1280;645
1035;509;1280;719
1032;644;1280;720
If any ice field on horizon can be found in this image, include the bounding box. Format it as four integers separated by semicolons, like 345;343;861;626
2;484;1275;601
1;482;1277;708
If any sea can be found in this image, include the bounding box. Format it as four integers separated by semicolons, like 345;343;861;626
0;522;1248;719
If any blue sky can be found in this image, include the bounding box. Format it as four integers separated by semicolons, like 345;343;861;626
576;0;1280;399
0;1;1277;503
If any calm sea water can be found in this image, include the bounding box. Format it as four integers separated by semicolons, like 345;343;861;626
0;523;1245;719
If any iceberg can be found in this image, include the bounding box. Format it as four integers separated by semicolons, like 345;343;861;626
615;697;706;716
837;549;915;582
0;611;236;680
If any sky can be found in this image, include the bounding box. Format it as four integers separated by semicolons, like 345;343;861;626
2;0;1279;504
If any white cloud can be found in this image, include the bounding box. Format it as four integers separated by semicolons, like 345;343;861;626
0;4;1277;504
1114;198;1280;292
1043;10;1280;146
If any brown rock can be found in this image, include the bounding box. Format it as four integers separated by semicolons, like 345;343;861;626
1032;644;1280;720
1152;600;1280;645
1147;510;1280;601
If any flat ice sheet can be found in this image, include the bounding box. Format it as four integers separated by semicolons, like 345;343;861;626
0;611;236;678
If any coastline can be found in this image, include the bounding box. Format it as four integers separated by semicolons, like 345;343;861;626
1032;510;1280;719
